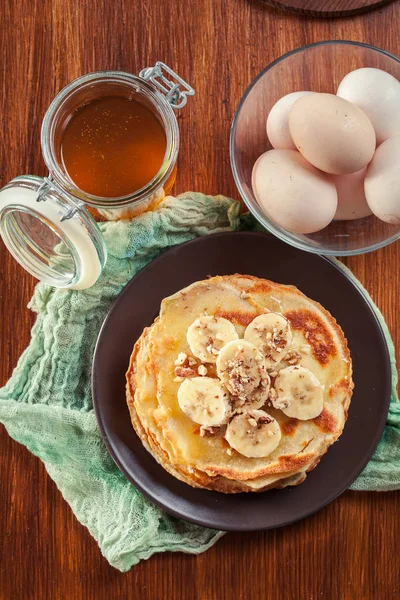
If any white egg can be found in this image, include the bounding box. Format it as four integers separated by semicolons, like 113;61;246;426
337;68;400;145
266;91;314;150
364;136;400;225
289;93;376;175
252;149;337;234
332;168;372;221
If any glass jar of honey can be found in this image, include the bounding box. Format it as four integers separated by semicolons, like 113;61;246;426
0;63;194;289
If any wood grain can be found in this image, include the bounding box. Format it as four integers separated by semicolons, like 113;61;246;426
261;0;396;18
0;0;399;598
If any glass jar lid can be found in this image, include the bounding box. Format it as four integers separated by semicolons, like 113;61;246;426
0;175;107;289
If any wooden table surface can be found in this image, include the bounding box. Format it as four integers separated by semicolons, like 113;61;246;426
1;0;400;598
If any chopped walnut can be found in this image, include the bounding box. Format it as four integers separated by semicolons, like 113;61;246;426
175;352;188;366
197;364;208;376
240;291;249;299
285;351;301;366
230;400;246;415
269;370;278;378
188;356;197;366
199;425;220;437
248;417;258;428
174;366;196;378
258;414;273;425
260;377;270;388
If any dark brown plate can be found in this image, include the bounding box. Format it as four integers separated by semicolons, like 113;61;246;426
92;232;391;531
261;0;395;18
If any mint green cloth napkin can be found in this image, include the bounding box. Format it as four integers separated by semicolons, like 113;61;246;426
0;193;398;572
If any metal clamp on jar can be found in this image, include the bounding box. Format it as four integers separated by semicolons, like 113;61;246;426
0;63;194;289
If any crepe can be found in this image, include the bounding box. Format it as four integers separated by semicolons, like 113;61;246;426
126;275;353;493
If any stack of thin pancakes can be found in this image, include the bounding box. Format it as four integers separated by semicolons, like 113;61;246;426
126;275;353;493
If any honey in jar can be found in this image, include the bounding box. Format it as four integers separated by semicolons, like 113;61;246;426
0;67;194;288
60;96;167;198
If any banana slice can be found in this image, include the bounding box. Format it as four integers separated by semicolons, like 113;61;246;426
241;375;271;410
273;366;324;420
216;340;267;399
225;410;281;458
244;313;292;368
177;377;230;426
187;316;239;363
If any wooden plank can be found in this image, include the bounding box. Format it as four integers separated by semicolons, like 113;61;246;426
0;0;399;598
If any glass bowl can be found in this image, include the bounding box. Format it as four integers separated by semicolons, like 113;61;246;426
230;40;400;256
